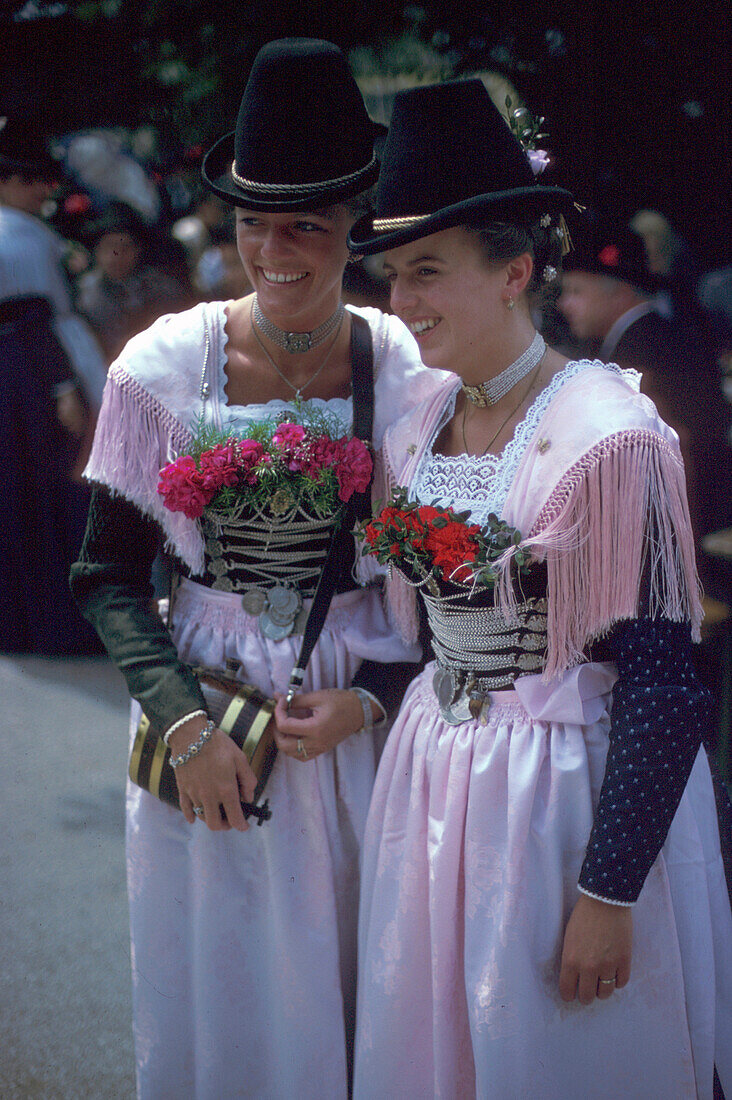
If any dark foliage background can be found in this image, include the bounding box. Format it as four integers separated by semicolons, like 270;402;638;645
1;0;729;265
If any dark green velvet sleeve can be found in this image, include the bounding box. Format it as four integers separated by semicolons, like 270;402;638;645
69;485;206;730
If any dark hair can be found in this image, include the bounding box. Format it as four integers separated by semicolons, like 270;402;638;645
343;186;375;222
0;164;54;185
466;218;564;290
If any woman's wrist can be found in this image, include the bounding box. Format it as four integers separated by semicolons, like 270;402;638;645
350;687;386;735
169;718;216;768
163;709;208;746
166;714;213;759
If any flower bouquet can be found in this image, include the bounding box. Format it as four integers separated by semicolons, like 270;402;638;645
157;403;372;526
358;486;531;594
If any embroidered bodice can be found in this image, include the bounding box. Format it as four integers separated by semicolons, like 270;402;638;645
191;303;356;594
412;359;613;521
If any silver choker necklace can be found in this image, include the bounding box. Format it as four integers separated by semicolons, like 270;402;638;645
252;295;345;354
461;332;546;407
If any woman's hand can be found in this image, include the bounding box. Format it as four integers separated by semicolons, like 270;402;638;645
168;717;258;832
273;688;371;761
558;893;632;1005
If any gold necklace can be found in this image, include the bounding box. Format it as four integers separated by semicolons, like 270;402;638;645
249;299;344;400
461;353;545;457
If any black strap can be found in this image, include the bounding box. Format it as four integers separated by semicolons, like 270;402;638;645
285;312;375;701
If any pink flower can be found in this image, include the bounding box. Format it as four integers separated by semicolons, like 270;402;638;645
598;244;621;268
299;434;343;479
237;438;266;484
157;455;212;519
272;422;308;472
272;423;306;450
198;441;241;493
527;148;550;176
335;437;373;502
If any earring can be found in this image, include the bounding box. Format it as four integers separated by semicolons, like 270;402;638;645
506;297;515;310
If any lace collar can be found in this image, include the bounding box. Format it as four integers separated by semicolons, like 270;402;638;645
412;359;616;523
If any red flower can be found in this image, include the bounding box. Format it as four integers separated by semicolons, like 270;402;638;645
299;434;343;479
424;518;482;582
157;455;212;519
598;244;621;268
335;437;373;502
237;438;266;484
198;441;241;493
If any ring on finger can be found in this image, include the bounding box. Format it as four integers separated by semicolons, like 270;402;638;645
192;805;205;818
597;976;617;985
296;738;308;760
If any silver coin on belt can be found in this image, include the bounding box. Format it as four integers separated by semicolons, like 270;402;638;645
241;586;267;615
432;667;492;725
249;585;304;640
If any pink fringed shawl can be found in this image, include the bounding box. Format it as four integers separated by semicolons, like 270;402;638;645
83;304;216;573
380;363;703;679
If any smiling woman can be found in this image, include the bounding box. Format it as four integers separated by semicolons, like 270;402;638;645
349;79;732;1099
70;38;445;1099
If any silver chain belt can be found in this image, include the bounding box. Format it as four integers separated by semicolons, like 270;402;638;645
424;595;548;724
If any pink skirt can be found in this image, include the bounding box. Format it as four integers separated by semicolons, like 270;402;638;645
354;663;732;1099
127;579;419;1100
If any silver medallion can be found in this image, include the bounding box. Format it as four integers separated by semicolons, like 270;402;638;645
242;587;267;616
433;667;456;711
259;612;296;641
266;586;302;626
447;693;474;724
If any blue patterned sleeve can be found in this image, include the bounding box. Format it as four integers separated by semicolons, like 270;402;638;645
577;617;711;905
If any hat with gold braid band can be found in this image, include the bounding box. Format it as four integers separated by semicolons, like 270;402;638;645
202;38;384;211
348;79;573;255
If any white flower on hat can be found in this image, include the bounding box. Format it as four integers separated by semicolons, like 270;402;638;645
527;149;550;176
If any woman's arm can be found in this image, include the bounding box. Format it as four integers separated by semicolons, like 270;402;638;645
70;486;257;830
70;485;206;728
559;616;709;1003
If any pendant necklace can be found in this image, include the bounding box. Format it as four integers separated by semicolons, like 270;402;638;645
250;299;344;400
252;294;344;354
461;352;545;457
461;331;545;407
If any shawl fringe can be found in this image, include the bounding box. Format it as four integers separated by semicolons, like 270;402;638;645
492;429;703;680
379;449;422;645
84;366;205;573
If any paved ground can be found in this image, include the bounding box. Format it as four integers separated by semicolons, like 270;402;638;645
1;655;136;1098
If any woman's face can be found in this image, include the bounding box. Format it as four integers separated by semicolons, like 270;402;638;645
382;227;509;374
235;206;352;327
95;231;141;281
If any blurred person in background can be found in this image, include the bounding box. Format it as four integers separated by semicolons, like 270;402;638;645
193;218;252;301
558;219;732;596
77;201;190;362
172;190;230;272
0;116;104;653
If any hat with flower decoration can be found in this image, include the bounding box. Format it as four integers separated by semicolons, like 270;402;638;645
561;216;659;296
349;79;573;255
202;38;385;211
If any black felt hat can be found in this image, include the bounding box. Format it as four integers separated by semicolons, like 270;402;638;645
349;79;573;255
0;116;59;181
202;38;384;211
561;216;660;296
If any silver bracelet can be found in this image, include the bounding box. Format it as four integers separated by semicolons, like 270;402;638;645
163;709;207;746
351;688;386;737
169;719;215;768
